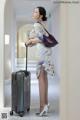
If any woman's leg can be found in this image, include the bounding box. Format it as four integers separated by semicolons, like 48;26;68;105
38;66;48;112
44;70;48;105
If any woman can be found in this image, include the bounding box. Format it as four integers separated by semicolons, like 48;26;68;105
26;6;54;116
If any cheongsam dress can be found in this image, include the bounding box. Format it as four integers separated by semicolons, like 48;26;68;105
29;22;54;78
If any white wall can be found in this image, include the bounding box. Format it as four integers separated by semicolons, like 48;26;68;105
67;4;80;120
60;3;80;120
4;0;16;80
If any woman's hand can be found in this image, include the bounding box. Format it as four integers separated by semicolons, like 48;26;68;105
25;38;41;47
25;39;32;46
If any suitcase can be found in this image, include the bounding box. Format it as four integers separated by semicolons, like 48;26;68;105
10;45;31;117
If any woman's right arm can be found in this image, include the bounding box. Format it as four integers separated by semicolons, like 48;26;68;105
25;23;44;46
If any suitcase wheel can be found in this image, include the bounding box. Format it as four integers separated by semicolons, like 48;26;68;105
10;111;13;116
19;112;24;117
27;108;30;112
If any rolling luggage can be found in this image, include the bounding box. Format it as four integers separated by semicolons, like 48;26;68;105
10;45;31;117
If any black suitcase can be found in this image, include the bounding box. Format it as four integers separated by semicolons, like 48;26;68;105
10;45;31;117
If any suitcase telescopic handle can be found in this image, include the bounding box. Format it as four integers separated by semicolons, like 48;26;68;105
25;43;28;71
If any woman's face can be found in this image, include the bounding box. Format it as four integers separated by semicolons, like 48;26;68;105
32;8;42;21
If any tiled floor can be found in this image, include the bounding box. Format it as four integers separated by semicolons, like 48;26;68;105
0;107;59;120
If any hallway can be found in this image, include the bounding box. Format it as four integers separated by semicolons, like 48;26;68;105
2;0;60;119
1;0;80;120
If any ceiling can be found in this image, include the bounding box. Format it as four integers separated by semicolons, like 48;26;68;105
12;0;58;22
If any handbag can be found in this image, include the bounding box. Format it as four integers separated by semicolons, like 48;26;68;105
38;22;58;48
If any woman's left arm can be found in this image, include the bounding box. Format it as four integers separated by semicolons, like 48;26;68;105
30;37;42;44
25;37;42;46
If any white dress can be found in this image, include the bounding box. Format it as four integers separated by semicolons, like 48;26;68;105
29;22;54;78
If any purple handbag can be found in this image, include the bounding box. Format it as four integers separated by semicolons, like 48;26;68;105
38;22;58;48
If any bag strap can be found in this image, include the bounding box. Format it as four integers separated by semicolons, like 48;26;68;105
37;21;50;35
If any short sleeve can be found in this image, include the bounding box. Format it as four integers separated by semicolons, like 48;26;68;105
29;22;48;41
33;23;44;40
34;23;43;32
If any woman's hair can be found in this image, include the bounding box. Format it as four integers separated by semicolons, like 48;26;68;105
36;6;47;21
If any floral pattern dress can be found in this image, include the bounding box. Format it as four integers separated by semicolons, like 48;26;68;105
29;22;54;78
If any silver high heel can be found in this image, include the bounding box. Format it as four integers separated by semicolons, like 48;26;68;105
36;103;50;116
39;105;48;116
36;104;49;117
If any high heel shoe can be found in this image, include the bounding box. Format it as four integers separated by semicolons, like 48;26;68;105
39;105;48;116
36;103;50;116
36;105;49;117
